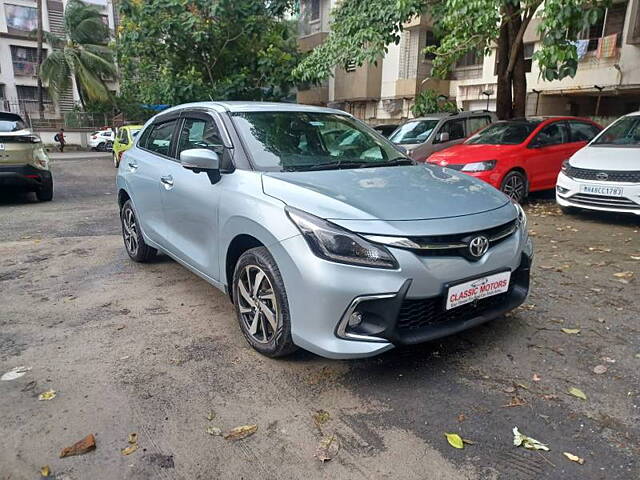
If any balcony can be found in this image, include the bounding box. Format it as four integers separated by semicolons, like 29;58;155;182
334;63;382;102
297;32;328;53
297;84;329;105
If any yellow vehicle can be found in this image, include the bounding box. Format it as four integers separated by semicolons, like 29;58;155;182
112;124;143;168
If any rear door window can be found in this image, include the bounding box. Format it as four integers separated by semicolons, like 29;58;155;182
468;115;491;134
144;120;178;157
532;122;570;147
568;121;601;142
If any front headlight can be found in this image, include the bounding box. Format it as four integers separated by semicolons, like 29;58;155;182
561;159;571;174
513;201;527;231
285;207;398;269
461;160;497;172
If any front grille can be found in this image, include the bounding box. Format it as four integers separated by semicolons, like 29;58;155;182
565;166;640;183
407;219;517;259
568;193;639;210
397;277;515;331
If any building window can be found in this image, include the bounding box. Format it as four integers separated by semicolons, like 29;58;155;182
580;2;627;50
10;46;44;76
629;0;640;43
16;86;52;113
523;42;534;73
4;4;38;36
309;0;320;21
424;30;439;61
455;50;483;69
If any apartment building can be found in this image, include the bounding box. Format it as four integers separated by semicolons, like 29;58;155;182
298;0;640;123
0;0;118;120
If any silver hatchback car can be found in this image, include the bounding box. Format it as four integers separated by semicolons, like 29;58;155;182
116;102;532;359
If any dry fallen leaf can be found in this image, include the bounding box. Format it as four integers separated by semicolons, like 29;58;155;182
206;426;222;436
224;424;258;441
38;389;56;401
121;444;138;455
613;271;634;279
315;434;339;462
312;409;330;428
532;373;541;382
563;452;585;464
40;465;50;477
206;411;216;421
444;433;464;449
561;328;581;335
128;433;138;444
59;434;96;458
593;365;607;375
513;427;549;451
568;387;587;400
503;396;527;408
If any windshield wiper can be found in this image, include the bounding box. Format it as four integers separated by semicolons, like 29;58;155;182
375;157;415;166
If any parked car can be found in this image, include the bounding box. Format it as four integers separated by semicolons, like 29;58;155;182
116;102;532;359
557;111;640;215
373;123;399;137
389;110;497;161
112;124;143;168
88;129;114;151
427;117;602;202
0;112;53;201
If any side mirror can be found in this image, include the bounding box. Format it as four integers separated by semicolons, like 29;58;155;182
435;132;450;143
180;148;221;183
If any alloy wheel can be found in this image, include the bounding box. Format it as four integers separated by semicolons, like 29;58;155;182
122;208;139;256
502;175;525;202
237;265;278;344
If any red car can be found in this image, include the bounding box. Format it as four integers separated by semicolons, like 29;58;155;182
427;117;602;202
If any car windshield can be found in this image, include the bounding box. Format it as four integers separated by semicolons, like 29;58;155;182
0;113;27;132
592;116;640;147
231;111;409;171
389;119;440;145
466;122;536;145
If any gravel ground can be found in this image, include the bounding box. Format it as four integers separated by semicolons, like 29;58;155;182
1;155;638;480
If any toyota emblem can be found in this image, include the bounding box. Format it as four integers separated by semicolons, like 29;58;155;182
468;236;489;258
595;172;609;181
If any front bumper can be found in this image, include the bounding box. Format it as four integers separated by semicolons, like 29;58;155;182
0;164;52;191
556;171;640;215
273;226;532;359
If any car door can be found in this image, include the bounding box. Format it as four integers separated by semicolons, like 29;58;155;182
526;121;572;190
431;118;466;155
124;115;180;246
158;111;227;280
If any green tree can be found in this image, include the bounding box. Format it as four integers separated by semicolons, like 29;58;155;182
411;89;458;116
295;0;608;119
40;0;117;108
117;0;300;105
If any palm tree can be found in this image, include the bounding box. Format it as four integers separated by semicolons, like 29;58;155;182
40;0;117;108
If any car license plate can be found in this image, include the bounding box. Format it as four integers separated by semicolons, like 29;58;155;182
446;271;511;310
580;184;623;197
0;143;5;151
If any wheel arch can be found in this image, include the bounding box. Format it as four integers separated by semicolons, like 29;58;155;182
117;188;131;212
225;234;265;302
500;167;529;196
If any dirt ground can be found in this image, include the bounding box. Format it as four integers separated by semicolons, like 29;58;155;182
1;154;638;480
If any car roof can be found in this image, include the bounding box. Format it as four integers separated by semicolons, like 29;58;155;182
408;110;494;122
159;101;350;116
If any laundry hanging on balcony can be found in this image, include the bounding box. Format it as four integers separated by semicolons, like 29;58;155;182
573;39;589;60
596;33;618;59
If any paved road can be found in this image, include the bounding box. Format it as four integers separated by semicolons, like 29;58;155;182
1;155;638;479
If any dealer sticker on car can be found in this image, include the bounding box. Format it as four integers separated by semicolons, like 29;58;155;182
580;184;623;197
446;271;511;310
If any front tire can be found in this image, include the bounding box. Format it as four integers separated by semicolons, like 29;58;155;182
501;170;528;203
233;247;297;357
120;200;156;262
36;176;53;202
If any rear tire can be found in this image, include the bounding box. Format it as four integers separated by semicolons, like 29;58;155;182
36;177;53;202
120;200;157;262
233;247;297;358
500;170;528;203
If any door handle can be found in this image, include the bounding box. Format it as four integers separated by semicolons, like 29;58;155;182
160;175;174;187
127;161;138;171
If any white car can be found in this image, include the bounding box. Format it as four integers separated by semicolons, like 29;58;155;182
556;111;640;215
88;129;114;151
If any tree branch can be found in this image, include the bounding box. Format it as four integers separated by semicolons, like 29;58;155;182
506;2;541;75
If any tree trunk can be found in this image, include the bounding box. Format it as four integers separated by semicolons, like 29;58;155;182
36;0;44;119
495;19;512;120
75;75;86;109
507;6;527;117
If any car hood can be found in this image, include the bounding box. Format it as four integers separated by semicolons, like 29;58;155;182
428;144;519;163
262;165;509;221
570;146;639;170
